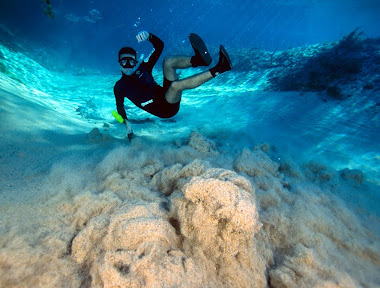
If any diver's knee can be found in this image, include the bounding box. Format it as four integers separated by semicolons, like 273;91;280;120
163;57;175;68
169;80;183;92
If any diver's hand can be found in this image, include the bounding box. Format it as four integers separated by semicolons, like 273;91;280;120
124;120;133;135
136;31;149;43
124;120;134;140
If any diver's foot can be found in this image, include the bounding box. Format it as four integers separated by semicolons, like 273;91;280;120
189;33;212;67
209;45;232;77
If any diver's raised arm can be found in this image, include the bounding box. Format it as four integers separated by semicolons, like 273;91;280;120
136;30;164;71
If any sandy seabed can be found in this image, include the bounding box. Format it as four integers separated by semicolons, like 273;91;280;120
0;127;379;288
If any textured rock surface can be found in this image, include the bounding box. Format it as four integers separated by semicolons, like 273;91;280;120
0;134;378;288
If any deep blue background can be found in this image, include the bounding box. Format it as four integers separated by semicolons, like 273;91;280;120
1;0;380;71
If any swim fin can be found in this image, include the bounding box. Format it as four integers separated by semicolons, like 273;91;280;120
189;33;212;67
209;45;232;77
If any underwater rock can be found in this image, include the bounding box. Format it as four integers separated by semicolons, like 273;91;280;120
268;243;333;288
2;139;379;287
260;143;271;154
363;83;374;90
302;162;338;184
249;29;380;97
0;237;81;287
72;203;207;288
152;159;210;196
95;146;163;202
339;168;364;184
326;85;343;99
172;168;266;287
71;215;110;264
255;172;379;288
69;167;266;288
152;163;184;196
188;132;219;155
279;160;304;180
87;128;110;143
234;147;280;178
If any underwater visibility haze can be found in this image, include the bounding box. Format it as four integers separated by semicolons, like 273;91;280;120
0;0;380;287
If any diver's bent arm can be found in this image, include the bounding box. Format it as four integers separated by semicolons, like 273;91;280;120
145;33;164;71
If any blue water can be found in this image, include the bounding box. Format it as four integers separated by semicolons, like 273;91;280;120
1;0;380;71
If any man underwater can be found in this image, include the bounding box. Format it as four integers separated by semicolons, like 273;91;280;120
114;30;232;138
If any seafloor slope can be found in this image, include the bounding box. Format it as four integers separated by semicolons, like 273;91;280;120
0;113;378;287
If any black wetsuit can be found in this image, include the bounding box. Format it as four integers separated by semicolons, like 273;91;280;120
114;33;180;120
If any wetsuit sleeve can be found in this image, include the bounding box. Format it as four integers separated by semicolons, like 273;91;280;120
114;86;127;121
144;33;164;72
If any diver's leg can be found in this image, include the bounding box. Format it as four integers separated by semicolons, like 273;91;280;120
165;45;232;104
162;33;212;81
165;71;213;103
163;56;192;81
209;45;233;77
162;55;212;103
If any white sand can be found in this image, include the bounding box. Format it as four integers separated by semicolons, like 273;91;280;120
0;87;379;288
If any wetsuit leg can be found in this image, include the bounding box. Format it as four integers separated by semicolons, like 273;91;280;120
163;56;191;81
142;81;180;118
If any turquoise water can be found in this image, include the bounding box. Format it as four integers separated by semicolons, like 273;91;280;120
1;42;379;184
1;39;379;207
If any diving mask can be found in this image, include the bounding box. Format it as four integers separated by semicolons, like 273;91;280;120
119;56;137;68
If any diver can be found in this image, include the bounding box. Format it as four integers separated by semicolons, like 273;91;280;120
41;0;54;20
114;31;232;138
